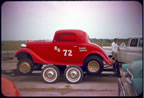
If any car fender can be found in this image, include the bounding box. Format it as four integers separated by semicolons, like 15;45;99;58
84;51;114;65
15;48;48;64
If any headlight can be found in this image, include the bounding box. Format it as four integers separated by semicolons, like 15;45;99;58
21;44;27;48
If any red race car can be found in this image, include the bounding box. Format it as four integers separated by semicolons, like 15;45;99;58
15;29;115;83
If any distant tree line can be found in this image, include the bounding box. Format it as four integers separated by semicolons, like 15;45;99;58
90;38;129;46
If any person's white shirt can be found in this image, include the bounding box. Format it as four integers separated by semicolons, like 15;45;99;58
111;42;119;53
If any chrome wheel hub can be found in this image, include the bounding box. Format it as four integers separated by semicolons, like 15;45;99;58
70;70;78;78
47;71;54;78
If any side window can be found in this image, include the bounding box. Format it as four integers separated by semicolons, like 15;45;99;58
138;38;143;47
130;39;138;47
56;33;76;42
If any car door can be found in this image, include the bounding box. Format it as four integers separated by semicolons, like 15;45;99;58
51;33;80;65
118;46;126;63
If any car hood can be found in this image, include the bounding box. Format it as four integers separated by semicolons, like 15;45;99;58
26;40;52;47
122;64;130;72
127;57;142;79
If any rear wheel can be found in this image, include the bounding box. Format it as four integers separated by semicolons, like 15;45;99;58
42;65;60;83
84;55;103;74
17;58;33;75
64;65;84;83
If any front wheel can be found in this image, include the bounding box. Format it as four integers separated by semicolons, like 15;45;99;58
64;65;84;84
42;65;60;83
17;58;33;75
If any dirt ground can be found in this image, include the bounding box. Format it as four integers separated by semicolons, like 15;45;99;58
1;51;120;96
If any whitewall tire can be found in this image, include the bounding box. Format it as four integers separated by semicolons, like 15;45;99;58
42;65;60;83
64;65;84;83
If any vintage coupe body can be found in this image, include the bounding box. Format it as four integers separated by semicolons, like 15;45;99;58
15;30;114;83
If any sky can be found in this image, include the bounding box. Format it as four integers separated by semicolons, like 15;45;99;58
1;1;142;40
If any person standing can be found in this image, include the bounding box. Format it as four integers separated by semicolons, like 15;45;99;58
111;38;120;60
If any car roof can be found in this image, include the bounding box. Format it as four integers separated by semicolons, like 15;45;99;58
55;29;87;36
54;29;89;43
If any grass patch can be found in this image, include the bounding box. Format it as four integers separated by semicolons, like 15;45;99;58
2;41;26;50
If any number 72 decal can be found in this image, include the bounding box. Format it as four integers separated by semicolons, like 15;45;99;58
63;49;72;56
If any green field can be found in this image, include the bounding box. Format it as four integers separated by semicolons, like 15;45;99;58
1;39;128;50
2;41;26;50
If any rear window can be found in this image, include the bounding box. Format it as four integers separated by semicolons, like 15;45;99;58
55;33;76;42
